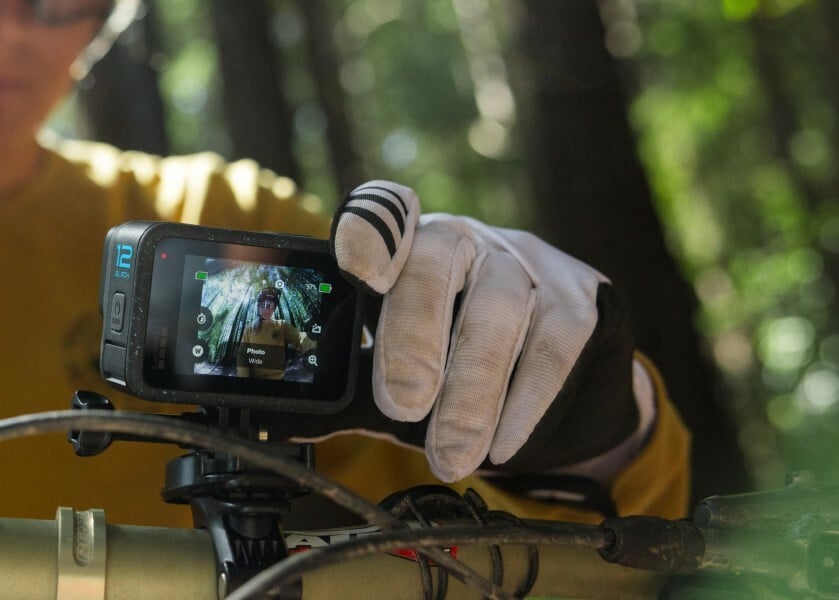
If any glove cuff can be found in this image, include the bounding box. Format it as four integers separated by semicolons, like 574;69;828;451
538;355;657;487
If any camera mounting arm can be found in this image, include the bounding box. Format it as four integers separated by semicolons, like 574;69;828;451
67;389;319;597
67;390;210;456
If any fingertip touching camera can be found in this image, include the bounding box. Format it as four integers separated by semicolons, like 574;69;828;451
99;221;362;414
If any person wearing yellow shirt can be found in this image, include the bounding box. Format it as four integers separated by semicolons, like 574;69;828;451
0;0;690;532
236;287;317;380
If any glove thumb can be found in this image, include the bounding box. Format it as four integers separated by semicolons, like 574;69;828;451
330;180;420;295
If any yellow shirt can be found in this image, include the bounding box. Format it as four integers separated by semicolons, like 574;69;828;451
0;138;326;527
0;137;690;528
317;353;690;524
236;319;313;379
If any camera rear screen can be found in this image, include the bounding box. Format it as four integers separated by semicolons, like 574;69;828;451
143;237;357;405
180;255;324;383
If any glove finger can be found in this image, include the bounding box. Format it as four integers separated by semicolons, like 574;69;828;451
425;250;535;482
331;180;420;295
489;259;602;465
372;218;477;422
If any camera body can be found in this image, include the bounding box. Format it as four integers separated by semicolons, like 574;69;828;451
99;221;362;414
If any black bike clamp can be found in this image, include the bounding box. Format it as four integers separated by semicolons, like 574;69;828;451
69;393;313;599
165;442;315;599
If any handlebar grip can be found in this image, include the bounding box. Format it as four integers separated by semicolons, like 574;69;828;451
598;516;704;574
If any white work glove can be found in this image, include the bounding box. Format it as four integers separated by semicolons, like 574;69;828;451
331;181;650;483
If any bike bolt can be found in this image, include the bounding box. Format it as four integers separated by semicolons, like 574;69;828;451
217;573;228;599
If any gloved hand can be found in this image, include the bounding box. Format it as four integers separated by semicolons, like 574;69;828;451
330;180;651;483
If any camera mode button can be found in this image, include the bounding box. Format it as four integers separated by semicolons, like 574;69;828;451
110;292;126;333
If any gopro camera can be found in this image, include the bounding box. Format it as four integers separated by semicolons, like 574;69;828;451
99;222;362;413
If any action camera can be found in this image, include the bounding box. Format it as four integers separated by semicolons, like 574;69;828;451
99;222;362;413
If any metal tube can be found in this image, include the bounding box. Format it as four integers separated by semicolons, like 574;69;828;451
0;508;668;599
0;509;216;600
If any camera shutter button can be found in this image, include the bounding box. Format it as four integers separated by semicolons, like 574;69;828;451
110;292;126;332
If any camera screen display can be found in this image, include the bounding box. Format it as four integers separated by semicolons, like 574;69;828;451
142;236;357;404
180;255;324;383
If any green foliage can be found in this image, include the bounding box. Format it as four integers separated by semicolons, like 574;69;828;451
56;0;839;491
322;0;524;224
147;0;524;224
155;0;228;155
633;0;839;486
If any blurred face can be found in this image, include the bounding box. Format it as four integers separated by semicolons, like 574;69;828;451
258;298;277;321
0;0;109;148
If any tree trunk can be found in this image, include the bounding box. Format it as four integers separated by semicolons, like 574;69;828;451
508;0;752;503
818;0;839;195
209;0;300;182
76;1;168;155
297;0;367;193
750;8;839;350
749;14;822;210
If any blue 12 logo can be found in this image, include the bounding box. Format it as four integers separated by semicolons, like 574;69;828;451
114;244;133;279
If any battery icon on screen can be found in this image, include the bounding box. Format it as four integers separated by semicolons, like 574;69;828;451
195;271;208;281
319;283;332;294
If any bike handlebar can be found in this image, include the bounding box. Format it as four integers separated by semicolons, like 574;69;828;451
0;508;215;599
7;409;838;599
2;507;666;600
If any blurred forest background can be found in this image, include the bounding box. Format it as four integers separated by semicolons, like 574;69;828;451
50;0;839;503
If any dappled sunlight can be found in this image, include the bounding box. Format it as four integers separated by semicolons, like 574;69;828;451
44;0;839;493
632;0;839;487
344;0;404;37
224;159;260;212
380;129;417;170
467;117;508;159
712;329;754;376
759;316;814;372
795;367;839;414
270;175;298;202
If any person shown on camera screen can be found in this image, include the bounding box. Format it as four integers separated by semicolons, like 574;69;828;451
236;286;316;381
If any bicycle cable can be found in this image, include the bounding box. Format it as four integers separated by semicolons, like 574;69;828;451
0;409;519;600
228;522;611;599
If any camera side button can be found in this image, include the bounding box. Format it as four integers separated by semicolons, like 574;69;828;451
101;343;127;385
110;292;126;333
